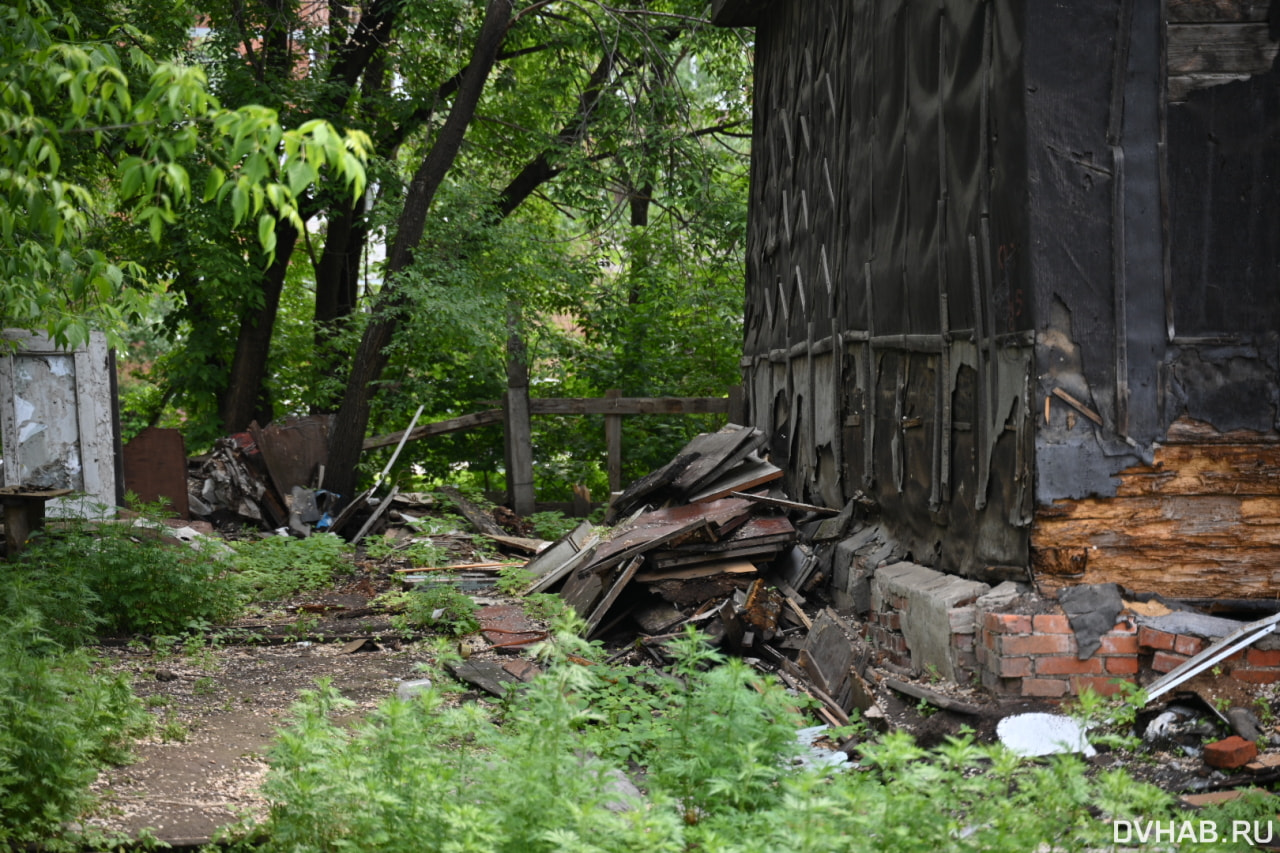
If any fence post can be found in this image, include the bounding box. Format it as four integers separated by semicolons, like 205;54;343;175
605;388;623;496
503;390;536;515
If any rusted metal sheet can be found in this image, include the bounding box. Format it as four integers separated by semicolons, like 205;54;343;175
249;415;332;499
122;427;189;518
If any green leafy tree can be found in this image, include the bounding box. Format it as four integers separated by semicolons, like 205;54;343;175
0;0;369;349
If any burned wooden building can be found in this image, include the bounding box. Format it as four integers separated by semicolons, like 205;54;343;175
714;0;1280;599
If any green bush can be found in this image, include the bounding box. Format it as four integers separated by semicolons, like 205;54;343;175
0;615;149;846
231;532;351;600
234;626;1280;852
379;585;480;636
12;516;241;639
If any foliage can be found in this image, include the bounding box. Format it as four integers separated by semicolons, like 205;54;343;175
0;0;368;349
496;566;536;597
0;615;149;846
231;533;351;601
236;626;1259;853
527;510;581;542
1069;683;1147;752
379;585;480;637
10;514;241;640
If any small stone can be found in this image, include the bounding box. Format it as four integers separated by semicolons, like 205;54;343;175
155;669;178;682
1227;707;1263;742
1204;736;1259;770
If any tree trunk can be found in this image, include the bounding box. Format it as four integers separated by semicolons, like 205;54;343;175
218;220;299;432
324;0;514;506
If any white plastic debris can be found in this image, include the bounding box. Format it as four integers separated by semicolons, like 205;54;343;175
396;678;434;700
793;724;851;770
996;713;1096;758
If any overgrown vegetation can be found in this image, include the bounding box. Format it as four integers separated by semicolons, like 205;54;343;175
231;532;351;601
379;585;481;637
224;628;1272;852
9;514;240;641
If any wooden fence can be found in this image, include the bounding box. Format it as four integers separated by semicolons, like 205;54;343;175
363;388;743;513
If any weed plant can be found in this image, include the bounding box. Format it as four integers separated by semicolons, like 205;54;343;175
231;532;351;600
7;515;240;640
379;585;480;636
0;616;149;847
231;625;1275;852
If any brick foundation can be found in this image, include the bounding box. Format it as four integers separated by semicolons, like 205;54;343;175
864;585;1280;698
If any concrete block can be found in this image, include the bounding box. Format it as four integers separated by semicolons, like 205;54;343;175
871;561;989;682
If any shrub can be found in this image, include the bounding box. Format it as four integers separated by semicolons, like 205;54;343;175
0;615;149;846
13;515;241;639
237;626;1266;853
379;585;480;636
231;532;351;600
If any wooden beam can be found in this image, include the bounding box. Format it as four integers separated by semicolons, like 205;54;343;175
362;409;503;450
528;396;729;415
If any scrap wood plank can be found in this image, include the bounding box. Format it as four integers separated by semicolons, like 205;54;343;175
671;425;767;495
608;452;699;520
634;559;758;584
881;678;982;715
521;520;593;579
363;408;503;451
577;511;714;576
728;491;840;516
648;543;786;570
586;556;645;637
438;485;506;539
688;454;784;503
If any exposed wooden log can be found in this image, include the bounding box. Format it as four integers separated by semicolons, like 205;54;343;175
1167;23;1278;75
1166;0;1270;23
363;409;503;450
1113;444;1280;497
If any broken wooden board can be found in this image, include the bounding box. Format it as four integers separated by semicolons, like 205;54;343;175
881;678;982;715
607;452;699;521
801;609;859;713
525;538;599;596
648;515;798;568
632;600;686;635
446;659;528;697
687;454;784;503
670;425;767;495
647;574;759;607
439;485;507;539
586;556;645;637
485;533;548;554
521;521;593;580
634;559;758;584
576;509;717;576
728;490;839;516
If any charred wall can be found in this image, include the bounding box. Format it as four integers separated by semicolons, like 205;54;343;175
726;0;1280;596
737;0;1034;578
1029;0;1280;597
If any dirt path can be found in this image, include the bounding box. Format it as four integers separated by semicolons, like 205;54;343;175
87;609;430;846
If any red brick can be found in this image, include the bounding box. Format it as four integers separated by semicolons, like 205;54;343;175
881;612;902;631
1205;736;1258;770
1098;634;1140;655
1023;678;1069;698
1231;669;1280;685
1036;655;1103;676
1138;627;1176;652
1070;676;1130;697
1247;647;1280;668
951;632;975;651
1001;634;1072;656
1151;650;1189;673
984;612;1032;635
1105;656;1140;675
1033;614;1072;634
1174;635;1205;656
998;656;1034;678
